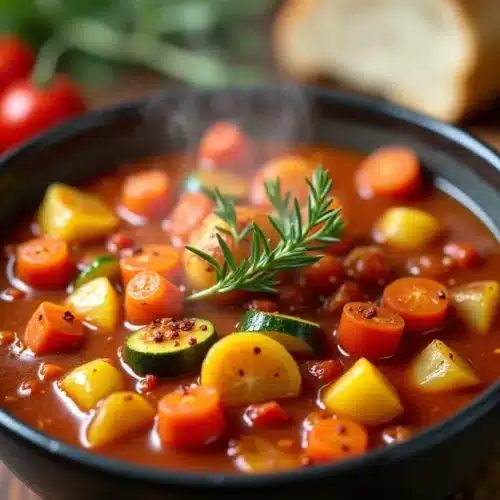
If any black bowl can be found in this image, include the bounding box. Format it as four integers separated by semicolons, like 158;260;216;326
0;87;498;500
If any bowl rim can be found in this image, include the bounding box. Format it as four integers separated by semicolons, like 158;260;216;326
0;85;499;487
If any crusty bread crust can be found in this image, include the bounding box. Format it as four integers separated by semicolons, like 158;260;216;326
273;0;500;122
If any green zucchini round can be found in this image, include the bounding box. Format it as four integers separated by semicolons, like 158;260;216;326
238;311;323;354
125;318;217;377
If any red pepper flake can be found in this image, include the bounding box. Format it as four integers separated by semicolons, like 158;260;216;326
173;340;180;347
132;246;143;256
337;424;347;434
253;346;261;355
63;310;75;322
153;331;164;343
200;324;208;331
341;444;350;453
238;369;245;377
138;374;159;393
188;336;197;345
124;394;134;402
38;314;43;321
362;307;377;319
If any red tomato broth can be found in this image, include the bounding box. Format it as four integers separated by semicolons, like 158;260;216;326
0;145;498;474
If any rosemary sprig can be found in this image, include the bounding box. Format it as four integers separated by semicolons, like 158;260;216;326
186;166;344;301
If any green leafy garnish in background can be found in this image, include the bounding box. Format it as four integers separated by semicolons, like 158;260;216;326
0;0;275;87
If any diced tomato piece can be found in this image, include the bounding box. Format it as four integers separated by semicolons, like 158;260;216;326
300;359;343;389
244;401;289;428
199;122;247;167
443;242;480;269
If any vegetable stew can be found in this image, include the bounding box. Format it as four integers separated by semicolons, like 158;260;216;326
0;122;499;474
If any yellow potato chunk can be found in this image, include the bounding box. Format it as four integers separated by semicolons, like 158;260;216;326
322;358;403;426
410;339;480;392
201;332;301;406
39;183;118;242
87;392;155;448
449;281;499;335
61;359;124;411
375;207;440;250
66;277;120;333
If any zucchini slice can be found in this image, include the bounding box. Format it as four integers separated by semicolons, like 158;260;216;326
238;311;323;354
124;318;217;377
184;168;249;200
75;255;120;289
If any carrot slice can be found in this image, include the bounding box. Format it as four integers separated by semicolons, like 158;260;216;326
16;237;74;289
158;384;226;449
383;277;449;332
251;155;315;207
168;192;214;243
121;169;172;218
356;146;421;198
25;302;85;355
199;122;247;167
338;302;404;359
125;270;183;325
306;417;368;464
120;244;181;286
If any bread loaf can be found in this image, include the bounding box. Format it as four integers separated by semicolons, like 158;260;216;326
273;0;500;122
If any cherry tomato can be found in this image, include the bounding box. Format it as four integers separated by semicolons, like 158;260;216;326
382;277;449;332
338;302;405;359
0;75;86;152
302;255;344;293
324;281;365;314
344;246;392;285
0;37;34;94
300;359;343;389
443;242;480;269
244;401;289;428
406;253;452;278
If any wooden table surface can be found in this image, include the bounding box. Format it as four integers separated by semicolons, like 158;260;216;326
0;73;499;500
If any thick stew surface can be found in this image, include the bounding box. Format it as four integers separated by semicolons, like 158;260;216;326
0;123;499;473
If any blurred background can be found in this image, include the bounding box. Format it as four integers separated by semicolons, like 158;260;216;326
0;0;500;498
1;0;500;156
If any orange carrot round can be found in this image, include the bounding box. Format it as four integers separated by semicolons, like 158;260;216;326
168;192;214;243
125;270;183;325
306;417;368;464
16;237;74;289
251;155;315;207
121;169;172;218
25;302;85;355
199;122;247;168
338;302;405;359
120;244;182;286
356;146;421;198
158;385;226;449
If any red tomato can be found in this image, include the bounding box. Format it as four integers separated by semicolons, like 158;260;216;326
300;359;343;389
302;255;344;293
244;401;289;428
0;37;34;94
0;75;86;152
443;242;480;269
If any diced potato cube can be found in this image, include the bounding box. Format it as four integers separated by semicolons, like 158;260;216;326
87;391;155;448
322;358;403;426
39;184;118;242
375;207;440;250
449;281;499;335
410;339;480;392
66;277;120;333
61;359;124;411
